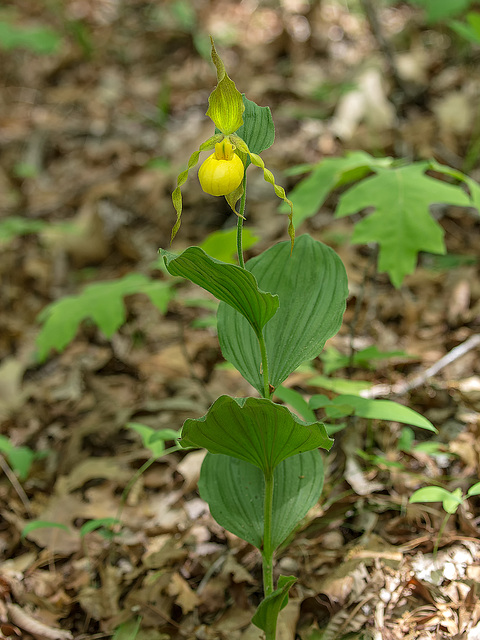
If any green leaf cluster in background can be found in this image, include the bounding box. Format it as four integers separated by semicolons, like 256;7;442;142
336;162;472;287
36;274;172;361
286;155;480;287
283;151;393;226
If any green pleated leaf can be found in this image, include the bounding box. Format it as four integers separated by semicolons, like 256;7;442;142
252;575;297;633
217;235;348;394
180;395;332;476
234;95;275;159
198;450;324;549
160;247;278;339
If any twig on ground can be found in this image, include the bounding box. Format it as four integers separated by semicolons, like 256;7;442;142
0;454;32;516
361;334;480;398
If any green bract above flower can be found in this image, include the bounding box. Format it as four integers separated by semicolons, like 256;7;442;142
170;38;294;249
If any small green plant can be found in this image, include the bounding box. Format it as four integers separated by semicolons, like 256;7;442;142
410;481;480;554
0;435;37;481
160;40;435;638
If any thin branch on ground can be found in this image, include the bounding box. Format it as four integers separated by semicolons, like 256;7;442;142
0;454;32;517
362;333;480;398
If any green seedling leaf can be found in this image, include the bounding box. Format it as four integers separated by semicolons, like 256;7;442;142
161;247;278;340
180;395;332;476
128;423;179;458
252;575;297;633
357;449;404;470
410;486;463;514
199;449;324;549
413;442;445;454
36;274;172;362
398;426;415;452
0;216;47;244
80;518;120;538
282;151;392;226
217;235;348;395
7;447;36;481
274;386;317;423
336;162;472;287
309;394;436;432
320;345;412;375
199;227;259;263
0;435;36;481
112;616;142;640
21;520;70;539
467;482;480;497
306;375;372;395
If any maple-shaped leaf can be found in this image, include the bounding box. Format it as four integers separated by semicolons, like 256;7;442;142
36;274;172;362
335;162;472;287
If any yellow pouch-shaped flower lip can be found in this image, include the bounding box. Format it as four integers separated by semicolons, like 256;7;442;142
199;139;245;197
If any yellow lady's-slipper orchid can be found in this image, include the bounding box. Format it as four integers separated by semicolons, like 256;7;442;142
171;38;294;249
198;139;244;196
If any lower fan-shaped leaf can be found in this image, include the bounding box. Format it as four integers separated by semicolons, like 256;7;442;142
198;449;324;550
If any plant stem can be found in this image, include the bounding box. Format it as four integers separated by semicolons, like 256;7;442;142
236;176;247;269
258;332;271;400
434;513;451;558
262;470;275;598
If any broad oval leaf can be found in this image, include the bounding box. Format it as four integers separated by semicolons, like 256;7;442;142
217;235;348;394
198;449;324;549
161;247;278;339
180;395;332;475
235;95;275;158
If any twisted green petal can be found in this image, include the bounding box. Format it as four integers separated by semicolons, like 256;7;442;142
231;134;295;250
171;134;223;243
210;36;226;82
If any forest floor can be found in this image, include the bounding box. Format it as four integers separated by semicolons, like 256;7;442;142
1;1;480;639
